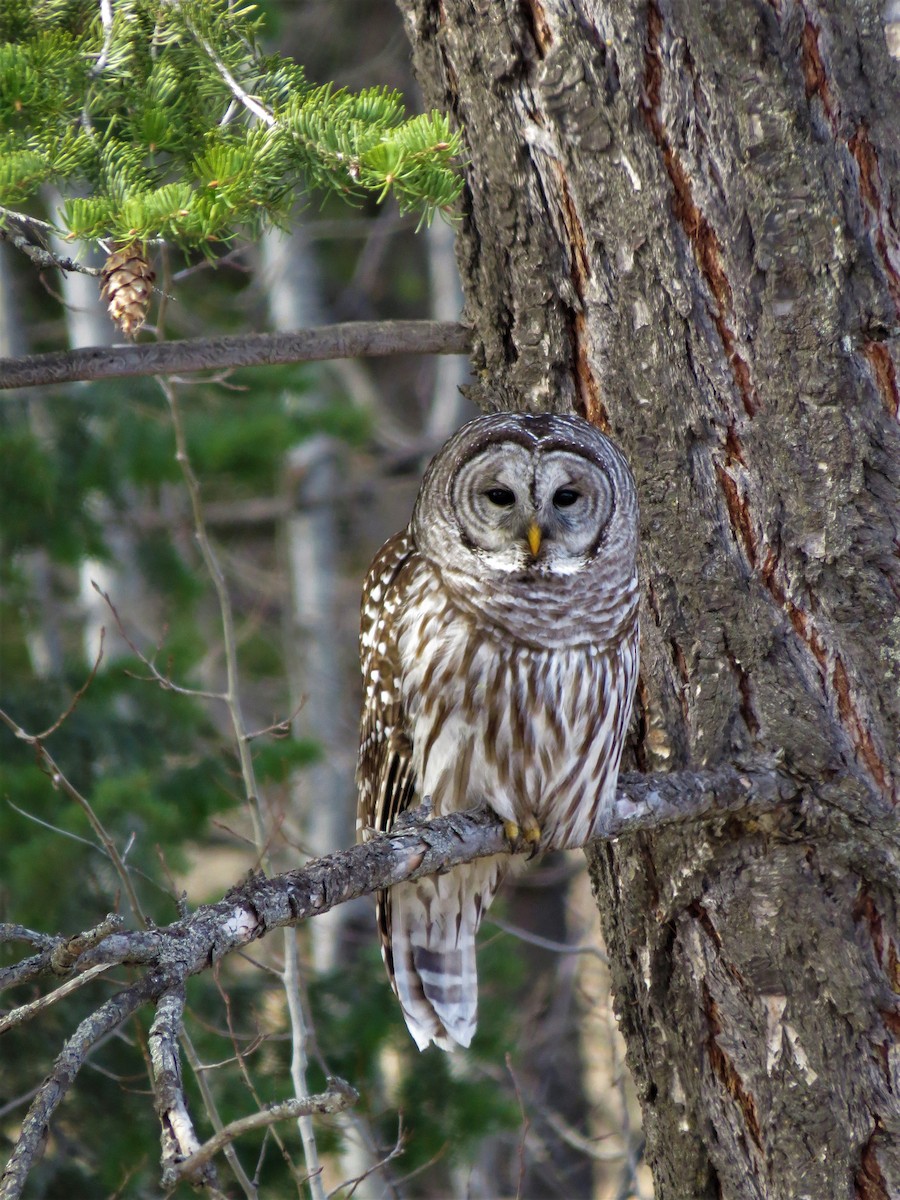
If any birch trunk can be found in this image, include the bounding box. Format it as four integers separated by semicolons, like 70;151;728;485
261;227;356;969
45;216;150;670
396;1;900;1195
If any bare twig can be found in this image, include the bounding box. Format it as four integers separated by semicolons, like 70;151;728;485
0;222;101;278
0;320;472;390
208;967;297;1181
189;28;276;127
506;1054;530;1200
160;371;326;1196
0;963;114;1035
174;1081;357;1181
330;1118;406;1199
93;582;227;703
542;1107;625;1163
157;376;266;846
0;976;156;1200
88;0;116;77
0;710;148;916
0;710;147;923
0;925;57;951
50;913;123;971
0;950;59;993
25;628;105;741
486;916;608;962
0;1088;42;1123
180;1029;259;1200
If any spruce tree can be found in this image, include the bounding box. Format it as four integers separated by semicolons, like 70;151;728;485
0;0;461;330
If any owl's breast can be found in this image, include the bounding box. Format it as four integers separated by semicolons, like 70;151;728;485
396;571;637;846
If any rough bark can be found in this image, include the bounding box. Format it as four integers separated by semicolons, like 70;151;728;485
395;1;900;1196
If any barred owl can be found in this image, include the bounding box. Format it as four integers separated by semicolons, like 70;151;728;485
357;412;639;1051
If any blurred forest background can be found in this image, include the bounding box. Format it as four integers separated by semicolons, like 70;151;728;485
0;2;650;1196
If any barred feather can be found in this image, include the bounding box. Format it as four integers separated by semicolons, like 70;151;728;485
356;413;639;1050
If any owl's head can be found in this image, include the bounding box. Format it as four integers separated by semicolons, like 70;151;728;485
412;412;638;584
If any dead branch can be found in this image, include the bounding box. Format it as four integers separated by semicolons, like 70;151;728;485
0;320;472;390
0;975;158;1200
174;1081;358;1183
0;764;792;1199
148;985;216;1190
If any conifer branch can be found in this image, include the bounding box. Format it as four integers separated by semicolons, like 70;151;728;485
0;221;101;277
0;320;472;390
0;0;463;247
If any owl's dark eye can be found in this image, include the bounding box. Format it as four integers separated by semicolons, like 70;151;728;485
553;488;580;508
484;487;516;507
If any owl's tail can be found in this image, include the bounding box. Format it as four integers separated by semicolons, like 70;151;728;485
385;855;508;1051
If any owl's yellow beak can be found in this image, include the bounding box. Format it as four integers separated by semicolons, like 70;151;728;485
526;523;542;557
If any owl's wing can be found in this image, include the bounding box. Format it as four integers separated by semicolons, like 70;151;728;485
357;529;418;972
357;528;499;1052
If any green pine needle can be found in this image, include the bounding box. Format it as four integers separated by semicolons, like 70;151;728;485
0;0;463;253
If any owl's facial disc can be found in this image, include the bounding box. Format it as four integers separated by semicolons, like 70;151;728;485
450;445;614;574
532;450;614;564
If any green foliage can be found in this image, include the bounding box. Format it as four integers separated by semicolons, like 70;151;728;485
0;0;462;253
0;663;232;926
0;364;340;1194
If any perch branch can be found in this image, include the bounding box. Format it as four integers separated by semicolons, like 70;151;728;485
0;320;472;390
0;764;790;1200
3;768;791;991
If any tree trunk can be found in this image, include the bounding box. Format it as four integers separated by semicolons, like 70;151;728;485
396;1;900;1196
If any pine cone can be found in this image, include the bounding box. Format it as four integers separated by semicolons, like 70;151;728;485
100;245;155;338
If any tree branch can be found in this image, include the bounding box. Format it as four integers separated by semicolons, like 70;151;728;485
148;985;217;1191
4;767;788;993
0;976;158;1200
0;220;102;278
0;320;472;390
173;1082;359;1184
0;764;788;1199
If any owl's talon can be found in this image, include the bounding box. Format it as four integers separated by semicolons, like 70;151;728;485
504;819;541;855
522;820;542;857
504;820;521;844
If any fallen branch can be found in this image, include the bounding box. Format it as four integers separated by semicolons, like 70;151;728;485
0;320;472;390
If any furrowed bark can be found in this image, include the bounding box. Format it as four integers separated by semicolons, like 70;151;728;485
395;1;900;1195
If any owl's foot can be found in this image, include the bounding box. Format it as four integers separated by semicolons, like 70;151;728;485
522;820;541;846
503;820;521;844
504;818;542;856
